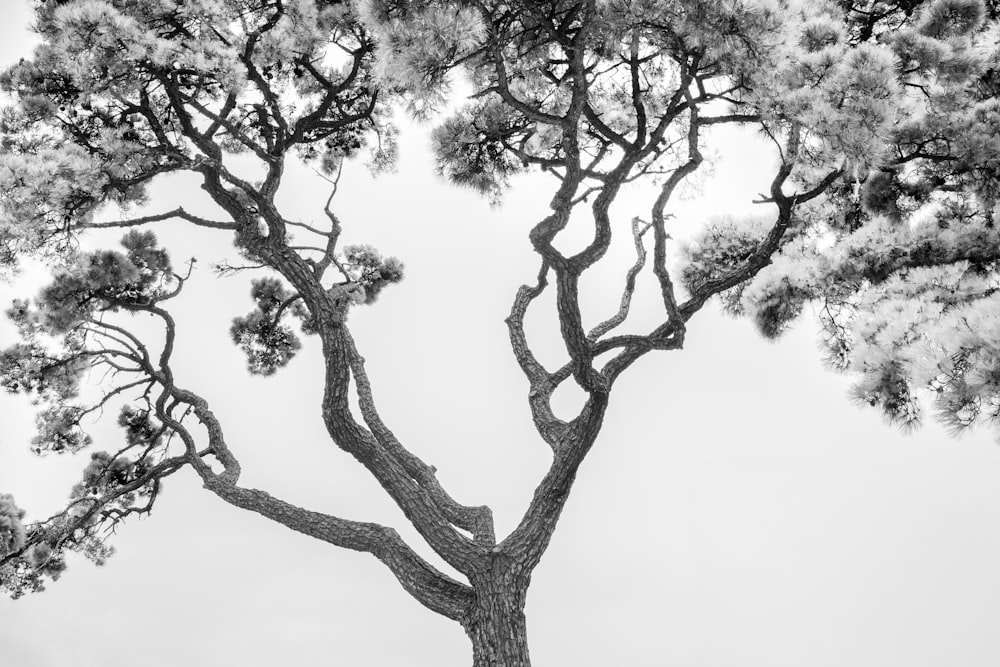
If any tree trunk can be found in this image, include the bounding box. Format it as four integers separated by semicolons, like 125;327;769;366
465;559;532;667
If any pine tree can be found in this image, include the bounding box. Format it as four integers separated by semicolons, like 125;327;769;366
1;1;999;665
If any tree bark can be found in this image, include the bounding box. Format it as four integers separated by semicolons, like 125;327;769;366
465;557;532;667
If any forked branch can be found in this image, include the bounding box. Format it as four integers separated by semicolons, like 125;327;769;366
343;331;496;546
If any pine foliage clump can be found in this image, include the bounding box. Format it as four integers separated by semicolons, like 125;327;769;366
230;277;306;376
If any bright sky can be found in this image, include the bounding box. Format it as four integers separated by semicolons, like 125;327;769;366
2;3;1000;667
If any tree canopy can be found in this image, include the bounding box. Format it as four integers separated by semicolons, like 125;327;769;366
0;0;999;664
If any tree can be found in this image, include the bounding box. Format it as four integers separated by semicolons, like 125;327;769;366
0;0;998;665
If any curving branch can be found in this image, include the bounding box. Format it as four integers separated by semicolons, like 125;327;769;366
682;171;844;316
505;261;574;449
499;393;609;573
153;378;474;622
343;330;496;546
586;217;652;342
82;207;236;231
201;480;475;622
239;0;290;153
314;319;486;575
650;99;703;327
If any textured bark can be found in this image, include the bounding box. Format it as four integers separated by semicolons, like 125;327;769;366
465;557;532;667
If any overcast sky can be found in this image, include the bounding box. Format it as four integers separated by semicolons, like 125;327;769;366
2;3;1000;667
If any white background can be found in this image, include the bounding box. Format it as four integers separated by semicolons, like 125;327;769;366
1;3;1000;665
